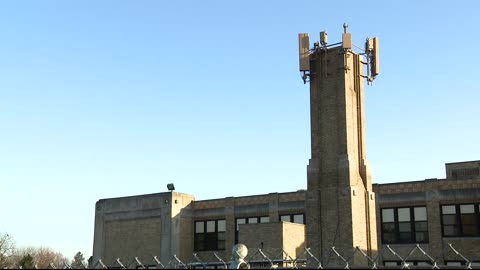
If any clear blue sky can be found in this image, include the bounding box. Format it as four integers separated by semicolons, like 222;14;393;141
1;0;479;261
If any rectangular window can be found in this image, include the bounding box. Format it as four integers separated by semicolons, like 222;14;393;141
441;204;480;237
236;218;246;230
380;206;428;244
398;208;412;243
248;217;258;224
279;213;305;224
383;261;400;267
381;208;395;244
384;261;431;267
472;262;480;268
445;261;463;267
235;216;269;244
446;261;480;267
217;220;226;250
414;207;428;242
194;219;226;251
260;216;270;223
293;214;304;224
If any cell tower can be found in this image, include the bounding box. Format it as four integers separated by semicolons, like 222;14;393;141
299;23;379;84
298;24;379;267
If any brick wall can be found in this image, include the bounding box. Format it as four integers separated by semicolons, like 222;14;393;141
104;218;161;266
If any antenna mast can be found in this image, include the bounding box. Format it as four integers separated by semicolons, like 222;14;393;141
298;24;380;85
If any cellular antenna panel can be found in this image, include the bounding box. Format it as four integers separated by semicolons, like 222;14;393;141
298;33;310;71
342;33;352;50
372;37;380;76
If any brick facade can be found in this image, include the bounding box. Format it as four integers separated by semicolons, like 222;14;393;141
91;28;480;267
92;161;480;267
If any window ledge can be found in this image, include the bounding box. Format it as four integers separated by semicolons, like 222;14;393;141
381;243;429;246
442;236;480;240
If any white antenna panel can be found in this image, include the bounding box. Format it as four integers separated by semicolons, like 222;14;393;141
366;38;374;51
342;33;352;50
298;33;310;71
320;31;328;46
372;37;379;76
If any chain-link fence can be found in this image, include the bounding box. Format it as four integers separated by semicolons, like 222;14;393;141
9;243;480;269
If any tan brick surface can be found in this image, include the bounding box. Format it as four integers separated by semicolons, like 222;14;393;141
104;218;161;266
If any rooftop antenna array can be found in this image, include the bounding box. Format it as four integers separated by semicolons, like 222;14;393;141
298;23;379;84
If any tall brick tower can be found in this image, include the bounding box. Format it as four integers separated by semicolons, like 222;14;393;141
299;25;379;266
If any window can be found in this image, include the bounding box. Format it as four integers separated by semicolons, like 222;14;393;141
383;261;400;267
384;261;431;267
441;204;480;237
445;261;463;267
235;216;269;244
194;219;226;251
259;216;270;223
444;261;480;267
381;207;428;244
279;214;305;224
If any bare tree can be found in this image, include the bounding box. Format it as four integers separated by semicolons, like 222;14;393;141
35;246;68;268
0;233;15;268
12;246;68;268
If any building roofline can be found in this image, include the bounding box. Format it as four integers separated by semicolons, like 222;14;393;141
445;160;480;165
194;190;306;203
373;180;425;186
97;191;193;202
373;178;447;187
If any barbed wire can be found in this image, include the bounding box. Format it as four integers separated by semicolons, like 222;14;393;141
6;243;480;269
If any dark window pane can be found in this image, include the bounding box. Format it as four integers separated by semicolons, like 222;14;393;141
416;232;428;242
462;225;478;236
218;232;226;241
383;233;396;243
382;223;395;233
384;261;401;267
217;240;225;250
195;234;205;251
399;232;412;242
205;233;217;250
443;215;457;225
399;222;412;232
461;214;476;225
415;221;428;232
461;215;478;235
444;225;459;236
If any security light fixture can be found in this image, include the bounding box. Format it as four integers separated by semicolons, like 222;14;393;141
167;183;175;191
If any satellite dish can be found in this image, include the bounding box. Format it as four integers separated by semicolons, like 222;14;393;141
232;244;248;259
230;244;250;269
